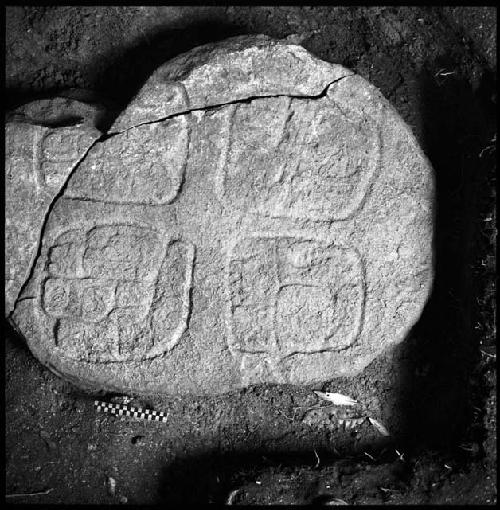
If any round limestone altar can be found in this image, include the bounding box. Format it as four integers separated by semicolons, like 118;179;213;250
8;35;434;395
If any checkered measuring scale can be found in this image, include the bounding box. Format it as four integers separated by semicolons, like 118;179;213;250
94;400;168;423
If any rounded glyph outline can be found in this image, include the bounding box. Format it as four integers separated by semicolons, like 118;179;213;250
214;93;385;222
224;232;366;381
35;220;195;363
65;82;192;207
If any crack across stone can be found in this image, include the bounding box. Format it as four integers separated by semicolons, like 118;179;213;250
7;72;354;321
108;73;354;136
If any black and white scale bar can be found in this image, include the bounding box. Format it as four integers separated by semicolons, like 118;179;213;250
94;400;168;423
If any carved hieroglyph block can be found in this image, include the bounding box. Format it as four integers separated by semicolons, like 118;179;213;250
66;111;190;205
227;236;364;355
215;95;380;221
8;36;434;395
38;224;194;362
226;236;365;384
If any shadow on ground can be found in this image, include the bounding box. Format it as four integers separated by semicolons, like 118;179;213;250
394;58;496;452
5;20;247;130
157;447;412;505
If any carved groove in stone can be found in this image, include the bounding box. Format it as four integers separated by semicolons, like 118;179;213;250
214;103;236;200
40;127;95;189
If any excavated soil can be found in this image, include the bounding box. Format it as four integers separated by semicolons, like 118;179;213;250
4;6;496;505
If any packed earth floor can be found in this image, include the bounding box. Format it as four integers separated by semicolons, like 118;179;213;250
4;6;497;505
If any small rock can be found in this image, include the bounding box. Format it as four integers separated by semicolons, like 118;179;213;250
107;476;116;496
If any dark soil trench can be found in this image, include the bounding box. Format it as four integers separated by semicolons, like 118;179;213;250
4;6;496;505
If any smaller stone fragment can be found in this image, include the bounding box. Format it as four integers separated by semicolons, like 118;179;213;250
5;93;105;314
6;88;117;131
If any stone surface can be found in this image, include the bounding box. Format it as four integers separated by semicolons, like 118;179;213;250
8;35;434;395
5;96;104;314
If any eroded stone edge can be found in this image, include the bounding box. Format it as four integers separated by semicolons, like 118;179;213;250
109;35;353;133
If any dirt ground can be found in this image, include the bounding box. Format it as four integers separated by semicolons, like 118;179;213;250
4;6;496;505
